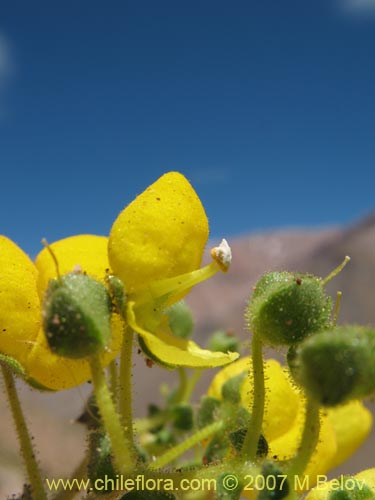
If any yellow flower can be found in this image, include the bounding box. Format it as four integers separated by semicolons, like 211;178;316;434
208;357;372;495
0;234;122;390
305;468;375;500
108;171;238;368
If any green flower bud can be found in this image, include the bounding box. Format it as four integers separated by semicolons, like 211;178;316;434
171;403;194;431
196;396;221;429
203;434;229;464
216;472;243;499
328;478;374;500
290;326;375;406
165;301;194;339
221;372;246;404
247;272;332;346
207;330;241;354
88;431;116;494
257;462;290;500
43;272;112;358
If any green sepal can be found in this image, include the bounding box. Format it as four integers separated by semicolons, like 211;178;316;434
165;301;194;339
290;326;375;406
207;330;241;354
328;477;374;500
257;462;290;500
221;372;246;404
247;271;332;346
196;396;221;429
203;434;229;464
87;430;117;494
216;472;243;500
106;274;127;314
43;273;112;359
0;353;54;392
171;403;194;431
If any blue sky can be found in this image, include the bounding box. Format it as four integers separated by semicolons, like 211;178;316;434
0;0;374;256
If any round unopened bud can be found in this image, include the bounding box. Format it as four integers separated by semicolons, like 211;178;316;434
197;396;221;429
258;462;290;500
207;330;241;354
171;403;194;431
165;301;194;339
43;272;112;359
289;326;375;406
247;271;332;346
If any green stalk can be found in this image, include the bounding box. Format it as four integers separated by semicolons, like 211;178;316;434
286;396;320;481
119;325;135;445
89;354;136;474
241;332;265;461
1;364;47;500
148;420;224;471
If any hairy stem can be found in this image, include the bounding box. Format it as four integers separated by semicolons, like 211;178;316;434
148;420;224;471
89;355;136;474
119;325;135;448
1;364;47;500
241;332;265;461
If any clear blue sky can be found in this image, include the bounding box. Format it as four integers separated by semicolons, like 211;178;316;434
0;0;374;256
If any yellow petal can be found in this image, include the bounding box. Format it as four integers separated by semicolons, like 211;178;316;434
0;236;40;364
355;468;375;491
128;301;238;368
326;400;372;469
108;172;209;294
269;409;337;486
207;358;301;442
35;234;109;297
25;313;123;390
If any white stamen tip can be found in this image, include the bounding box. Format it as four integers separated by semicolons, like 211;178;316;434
210;238;232;272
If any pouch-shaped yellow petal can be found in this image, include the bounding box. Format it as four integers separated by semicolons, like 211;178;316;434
35;235;109;297
108;172;209;294
25;313;123;390
326;401;372;470
207;358;301;442
355;469;375;491
128;302;238;368
0;236;40;363
268;408;337;484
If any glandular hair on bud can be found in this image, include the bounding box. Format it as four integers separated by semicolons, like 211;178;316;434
42;272;112;359
290;326;375;406
247;271;332;346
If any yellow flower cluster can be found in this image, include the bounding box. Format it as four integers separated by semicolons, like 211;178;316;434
0;172;237;390
208;357;373;494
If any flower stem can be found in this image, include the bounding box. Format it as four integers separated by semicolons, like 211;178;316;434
241;332;265;461
148;420;224;471
1;363;47;500
119;324;135;448
286;396;320;484
89;354;136;474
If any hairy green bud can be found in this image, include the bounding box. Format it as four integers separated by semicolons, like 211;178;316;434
43;273;112;358
88;431;116;494
247;271;332;346
165;301;194;339
290;326;375;406
207;330;241;354
171;403;194;431
197;396;221;429
257;462;290;500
